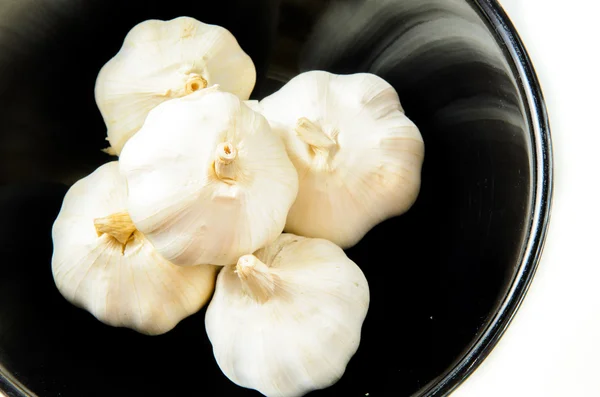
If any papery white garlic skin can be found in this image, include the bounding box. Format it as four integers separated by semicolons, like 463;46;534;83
119;89;299;267
244;99;262;112
259;70;425;248
95;16;256;155
51;161;218;335
205;234;370;397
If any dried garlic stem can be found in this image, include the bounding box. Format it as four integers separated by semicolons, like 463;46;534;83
296;117;338;170
185;74;208;94
295;117;336;149
214;142;238;181
235;255;278;303
94;212;137;245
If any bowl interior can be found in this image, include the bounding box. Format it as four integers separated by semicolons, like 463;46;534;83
0;0;536;396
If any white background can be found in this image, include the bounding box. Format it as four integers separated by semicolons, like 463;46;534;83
455;0;600;396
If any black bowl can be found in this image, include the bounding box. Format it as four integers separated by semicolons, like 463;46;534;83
0;0;552;396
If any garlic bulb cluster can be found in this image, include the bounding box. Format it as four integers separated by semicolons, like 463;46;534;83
49;15;426;397
260;70;425;248
119;87;299;267
206;234;369;397
51;162;218;335
95;16;256;155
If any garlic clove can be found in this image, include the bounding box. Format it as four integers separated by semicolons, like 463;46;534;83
205;233;370;397
51;161;219;335
119;90;299;267
259;70;425;248
95;16;257;155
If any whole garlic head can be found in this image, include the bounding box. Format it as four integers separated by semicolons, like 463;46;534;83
260;71;425;248
51;161;218;335
119;88;299;267
95;16;256;155
205;234;370;397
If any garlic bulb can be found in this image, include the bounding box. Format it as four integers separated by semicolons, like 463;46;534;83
95;16;256;155
205;234;370;397
119;88;299;267
244;99;262;112
51;161;218;335
259;71;425;248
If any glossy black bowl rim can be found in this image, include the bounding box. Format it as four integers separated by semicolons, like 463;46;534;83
414;0;553;396
0;0;553;396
